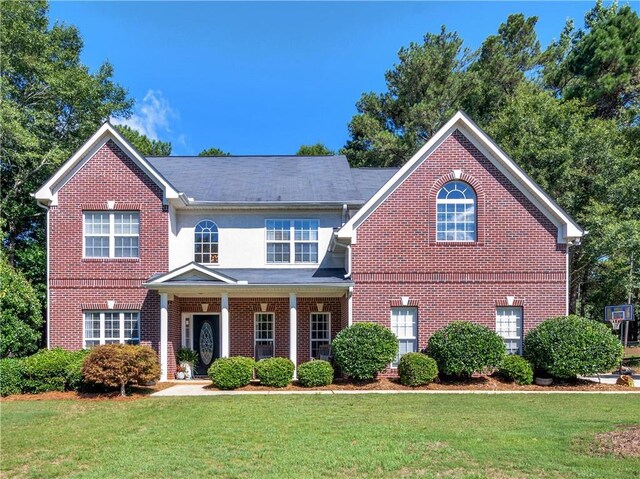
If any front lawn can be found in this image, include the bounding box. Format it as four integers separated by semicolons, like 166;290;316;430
1;394;639;478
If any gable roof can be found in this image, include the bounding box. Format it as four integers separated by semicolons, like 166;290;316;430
351;168;400;202
337;111;583;244
33;123;179;206
146;155;363;205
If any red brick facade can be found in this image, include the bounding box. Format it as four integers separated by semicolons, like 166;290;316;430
48;140;168;351
350;130;567;354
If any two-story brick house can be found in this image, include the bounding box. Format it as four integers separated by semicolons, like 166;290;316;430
34;111;583;380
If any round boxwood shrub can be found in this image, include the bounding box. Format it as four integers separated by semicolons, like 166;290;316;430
331;323;398;381
82;344;161;396
255;357;295;388
398;352;439;386
427;321;505;377
497;355;533;385
297;360;334;387
208;356;255;390
524;315;623;379
0;358;25;396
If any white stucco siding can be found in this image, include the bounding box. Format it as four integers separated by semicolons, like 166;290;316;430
169;209;345;270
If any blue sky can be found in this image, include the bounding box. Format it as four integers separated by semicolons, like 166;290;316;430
49;1;623;155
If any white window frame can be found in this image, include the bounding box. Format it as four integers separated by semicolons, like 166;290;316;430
181;313;193;349
390;307;418;367
194;219;219;264
265;219;319;264
310;312;331;359
83;311;140;348
496;307;523;354
83;211;139;258
436;181;476;242
254;312;275;358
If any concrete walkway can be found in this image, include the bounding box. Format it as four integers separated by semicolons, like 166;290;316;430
152;376;640;397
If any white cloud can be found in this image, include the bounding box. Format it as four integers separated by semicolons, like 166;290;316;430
112;90;176;140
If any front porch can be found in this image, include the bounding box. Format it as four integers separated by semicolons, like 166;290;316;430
145;263;353;380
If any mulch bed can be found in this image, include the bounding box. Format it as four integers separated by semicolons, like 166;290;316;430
591;425;640;458
2;375;635;401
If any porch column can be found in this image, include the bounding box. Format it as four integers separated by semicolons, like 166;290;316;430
221;293;230;358
160;292;169;381
289;292;297;378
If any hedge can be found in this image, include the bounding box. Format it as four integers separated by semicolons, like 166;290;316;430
524;315;623;378
22;348;89;393
297;360;334;387
398;352;438;386
255;357;295;388
0;358;25;396
208;356;255;390
331;323;398;381
427;321;505;377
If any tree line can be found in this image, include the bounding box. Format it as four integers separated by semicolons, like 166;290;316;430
1;0;638;355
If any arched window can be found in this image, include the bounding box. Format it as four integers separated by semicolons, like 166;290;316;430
436;181;476;242
194;220;219;263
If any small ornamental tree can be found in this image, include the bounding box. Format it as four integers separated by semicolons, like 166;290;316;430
331;323;398;381
82;344;160;396
524;315;623;378
427;321;505;377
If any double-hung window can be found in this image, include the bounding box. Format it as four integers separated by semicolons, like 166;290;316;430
266;220;319;264
254;313;274;359
496;307;523;354
310;313;331;359
84;311;140;348
84;212;139;258
390;307;417;367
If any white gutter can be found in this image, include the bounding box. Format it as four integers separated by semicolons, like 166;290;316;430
35;198;50;349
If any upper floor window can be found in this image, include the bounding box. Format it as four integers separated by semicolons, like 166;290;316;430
194;220;219;264
84;212;139;258
436;181;476;242
266;219;319;264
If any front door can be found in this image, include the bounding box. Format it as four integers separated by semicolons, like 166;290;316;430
193;314;220;376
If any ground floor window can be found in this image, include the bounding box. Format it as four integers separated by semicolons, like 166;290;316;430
254;312;274;360
390;307;417;367
83;311;140;347
496;307;523;354
310;312;331;359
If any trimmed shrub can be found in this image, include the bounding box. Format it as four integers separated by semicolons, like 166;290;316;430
398;352;439;386
208;356;255;390
0;358;25;396
524;315;623;379
427;321;505;377
332;323;398;381
497;355;533;385
255;357;295;388
82;344;161;396
297;360;334;387
22;348;89;393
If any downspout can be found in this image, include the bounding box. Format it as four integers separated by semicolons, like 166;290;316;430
36;200;50;349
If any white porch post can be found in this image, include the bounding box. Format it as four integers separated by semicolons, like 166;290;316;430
221;292;230;358
347;286;353;326
160;292;169;381
289;292;297;378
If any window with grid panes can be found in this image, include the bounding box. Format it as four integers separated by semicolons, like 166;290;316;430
254;313;274;358
194;220;219;263
495;307;523;354
310;313;331;358
390;307;417;366
436;181;476;242
84;212;139;258
83;311;140;347
266;220;318;263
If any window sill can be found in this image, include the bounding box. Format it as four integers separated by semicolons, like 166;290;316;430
82;258;140;262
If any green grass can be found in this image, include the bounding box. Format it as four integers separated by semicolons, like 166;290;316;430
1;394;639;478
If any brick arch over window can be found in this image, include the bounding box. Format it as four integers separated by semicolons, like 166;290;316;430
427;172;486;245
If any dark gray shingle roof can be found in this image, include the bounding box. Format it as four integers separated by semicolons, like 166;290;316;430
146;155;400;204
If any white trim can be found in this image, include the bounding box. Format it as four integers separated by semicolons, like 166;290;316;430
337;111;582;244
82;211;140;259
566;246;570;315
309;311;331;360
82;310;140;347
194;219;220;265
181;313;194;349
160;293;169;381
33;122;179;205
149;263;237;284
221;293;230;358
264;219;320;265
290;293;297;378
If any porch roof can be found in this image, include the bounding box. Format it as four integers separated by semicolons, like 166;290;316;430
143;263;353;290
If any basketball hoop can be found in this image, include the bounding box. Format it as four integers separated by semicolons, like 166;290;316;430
610;318;622;331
